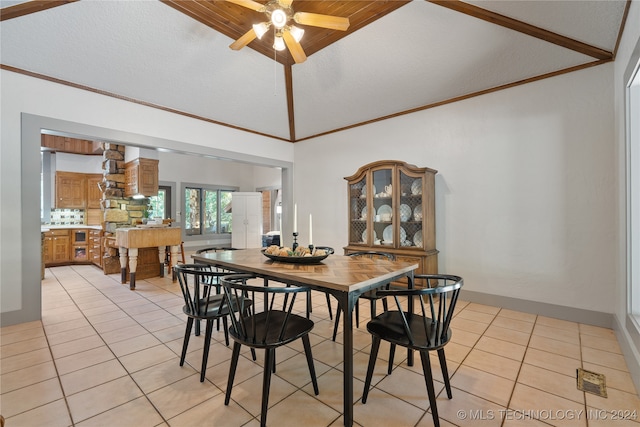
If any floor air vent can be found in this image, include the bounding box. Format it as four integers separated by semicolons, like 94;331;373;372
577;368;607;397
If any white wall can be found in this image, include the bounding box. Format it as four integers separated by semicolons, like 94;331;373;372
158;150;281;246
55;152;103;174
294;63;616;315
0;71;293;323
157;151;281;194
613;0;640;396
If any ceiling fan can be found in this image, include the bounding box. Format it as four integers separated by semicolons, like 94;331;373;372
227;0;350;64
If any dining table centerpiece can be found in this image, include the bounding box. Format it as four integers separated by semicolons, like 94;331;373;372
262;245;334;264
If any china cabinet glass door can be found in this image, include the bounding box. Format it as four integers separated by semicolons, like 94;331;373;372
372;168;393;246
348;176;368;245
399;170;423;249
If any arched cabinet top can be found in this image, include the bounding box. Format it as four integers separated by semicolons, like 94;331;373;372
343;160;437;182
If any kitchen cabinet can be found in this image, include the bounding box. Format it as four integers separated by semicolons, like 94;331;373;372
343;160;438;287
89;228;103;267
43;229;71;265
86;173;103;209
124;158;158;197
56;172;86;208
231;192;263;249
44;228;103;267
43;234;52;265
55;172;103;210
41;134;103;155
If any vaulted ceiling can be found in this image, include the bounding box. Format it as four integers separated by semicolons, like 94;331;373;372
0;0;631;142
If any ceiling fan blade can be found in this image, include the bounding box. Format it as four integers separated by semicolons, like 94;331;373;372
283;30;307;64
278;0;294;7
293;11;349;31
229;28;257;50
225;0;264;12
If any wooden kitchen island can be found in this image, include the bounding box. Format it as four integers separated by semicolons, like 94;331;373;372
116;227;181;289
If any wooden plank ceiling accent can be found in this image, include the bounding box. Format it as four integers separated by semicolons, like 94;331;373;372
161;0;410;66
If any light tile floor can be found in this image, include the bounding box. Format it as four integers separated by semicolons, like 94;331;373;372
1;264;639;426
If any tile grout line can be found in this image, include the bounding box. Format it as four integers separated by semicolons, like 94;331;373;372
499;307;542;427
74;265;269;426
48;265;173;426
7;269;636;427
15;268;76;425
76;266;253;425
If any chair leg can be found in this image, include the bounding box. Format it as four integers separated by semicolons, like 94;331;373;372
332;306;342;341
419;351;440;427
381;296;388;312
222;316;230;346
437;348;452;399
302;334;319;395
195;319;200;336
225;342;242;405
387;343;396;375
325;293;333;320
180;318;194;366
200;319;215;382
362;336;381;404
260;348;275;427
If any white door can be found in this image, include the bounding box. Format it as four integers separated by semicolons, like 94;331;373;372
231;192;263;248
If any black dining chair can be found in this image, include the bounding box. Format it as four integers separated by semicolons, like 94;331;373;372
361;274;463;427
331;251;396;341
195;246;240;255
194;246;242;275
221;273;320;427
193;247;243;329
174;264;253;382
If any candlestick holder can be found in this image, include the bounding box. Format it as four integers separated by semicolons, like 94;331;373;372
292;232;299;251
308;244;314;255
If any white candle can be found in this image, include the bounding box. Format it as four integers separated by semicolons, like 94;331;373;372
279;216;283;246
294;204;298;233
309;214;313;245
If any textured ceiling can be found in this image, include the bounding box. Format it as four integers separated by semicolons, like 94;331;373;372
0;0;630;142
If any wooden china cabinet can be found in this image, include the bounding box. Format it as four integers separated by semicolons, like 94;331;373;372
344;160;438;287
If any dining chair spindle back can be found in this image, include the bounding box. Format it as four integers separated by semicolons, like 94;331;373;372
361;274;463;427
174;264;251;382
221;273;320;427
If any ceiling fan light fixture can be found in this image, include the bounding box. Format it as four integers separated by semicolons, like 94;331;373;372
289;25;304;43
228;0;350;64
252;22;270;39
271;8;287;29
273;33;286;51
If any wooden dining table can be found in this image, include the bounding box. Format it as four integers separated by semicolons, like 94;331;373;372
191;247;417;427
